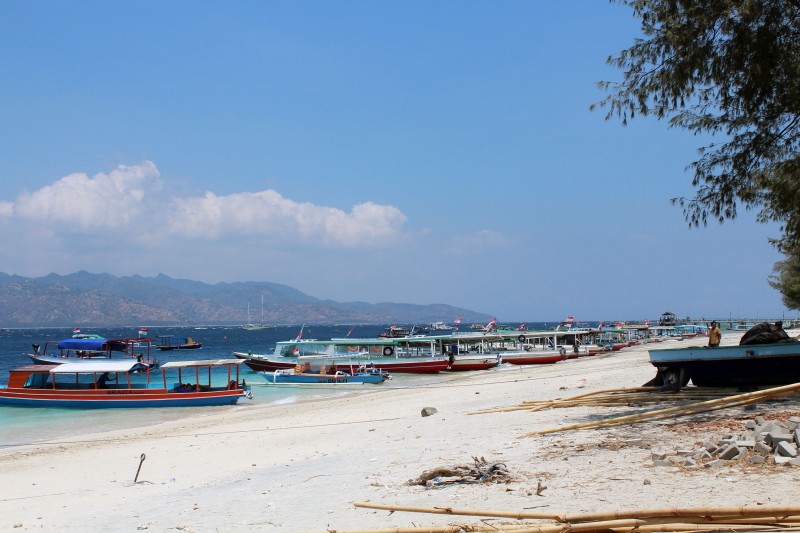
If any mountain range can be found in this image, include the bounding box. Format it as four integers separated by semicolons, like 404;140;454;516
0;271;492;327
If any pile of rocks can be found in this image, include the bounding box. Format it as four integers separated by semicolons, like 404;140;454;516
652;415;800;468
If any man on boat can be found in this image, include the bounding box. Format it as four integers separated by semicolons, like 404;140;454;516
708;321;721;348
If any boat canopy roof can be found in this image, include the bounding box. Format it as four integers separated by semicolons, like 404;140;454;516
57;338;107;351
160;359;244;369
52;360;143;374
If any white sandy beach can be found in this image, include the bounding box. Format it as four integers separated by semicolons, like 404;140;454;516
2;331;800;532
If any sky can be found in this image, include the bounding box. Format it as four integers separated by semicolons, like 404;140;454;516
0;1;792;322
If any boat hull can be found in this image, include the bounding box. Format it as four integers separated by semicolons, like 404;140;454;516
259;372;385;386
0;389;245;408
501;351;566;365
447;356;500;371
648;341;800;387
234;352;448;374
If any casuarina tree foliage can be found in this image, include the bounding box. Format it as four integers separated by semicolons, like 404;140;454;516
593;0;800;307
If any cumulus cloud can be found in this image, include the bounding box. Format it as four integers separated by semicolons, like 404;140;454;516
165;189;407;246
2;161;407;248
13;161;162;232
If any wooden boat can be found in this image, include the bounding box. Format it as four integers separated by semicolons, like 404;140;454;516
501;351;566;365
234;337;450;374
233;352;297;372
446;354;500;371
648;340;800;388
156;335;203;351
261;369;387;385
259;358;390;386
28;337;160;370
0;359;251;408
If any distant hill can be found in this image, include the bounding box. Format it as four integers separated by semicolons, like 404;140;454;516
0;271;492;327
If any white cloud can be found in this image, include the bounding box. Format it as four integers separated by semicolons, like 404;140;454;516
165;189;407;246
13;161;161;232
2;161;407;248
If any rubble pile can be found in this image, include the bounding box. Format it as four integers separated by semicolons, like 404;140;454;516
653;415;800;468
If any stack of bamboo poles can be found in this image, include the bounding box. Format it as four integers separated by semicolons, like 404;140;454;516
466;382;800;436
326;503;800;533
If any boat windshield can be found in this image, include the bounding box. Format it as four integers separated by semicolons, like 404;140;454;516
24;372;51;389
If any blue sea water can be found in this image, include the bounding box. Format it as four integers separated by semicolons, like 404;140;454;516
0;324;392;448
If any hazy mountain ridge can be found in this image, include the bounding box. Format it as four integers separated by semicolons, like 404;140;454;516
0;271;492;327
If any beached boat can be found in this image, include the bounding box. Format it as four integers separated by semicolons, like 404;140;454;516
28;337;160;370
500;351;566;365
258;357;390;386
446;353;501;371
156;335;203;351
648;339;800;388
0;359;251;408
234;337;450;374
260;369;387;385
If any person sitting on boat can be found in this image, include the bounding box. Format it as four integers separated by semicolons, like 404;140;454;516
97;372;111;389
177;383;194;392
294;363;303;374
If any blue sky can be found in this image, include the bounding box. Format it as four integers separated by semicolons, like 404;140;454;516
0;1;791;322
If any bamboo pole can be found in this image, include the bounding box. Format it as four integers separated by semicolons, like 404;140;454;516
352;501;563;520
527;383;800;435
471;388;740;415
352;503;800;524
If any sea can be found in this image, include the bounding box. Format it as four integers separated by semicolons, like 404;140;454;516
0;322;550;448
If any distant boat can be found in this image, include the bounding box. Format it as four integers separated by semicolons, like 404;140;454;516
242;294;275;330
156;335;203;351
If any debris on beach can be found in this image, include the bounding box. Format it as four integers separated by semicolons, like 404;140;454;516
652;414;800;468
407;456;513;488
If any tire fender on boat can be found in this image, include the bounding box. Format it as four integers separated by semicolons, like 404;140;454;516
559;347;567;356
518;335;526;343
383;346;394;356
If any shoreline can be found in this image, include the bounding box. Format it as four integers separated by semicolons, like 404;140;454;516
3;332;800;531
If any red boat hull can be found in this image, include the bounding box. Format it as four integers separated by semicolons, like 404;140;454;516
234;352;449;374
502;353;565;365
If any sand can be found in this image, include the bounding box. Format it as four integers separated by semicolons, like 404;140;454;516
2;331;800;532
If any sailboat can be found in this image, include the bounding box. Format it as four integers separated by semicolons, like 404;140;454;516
242;293;275;330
